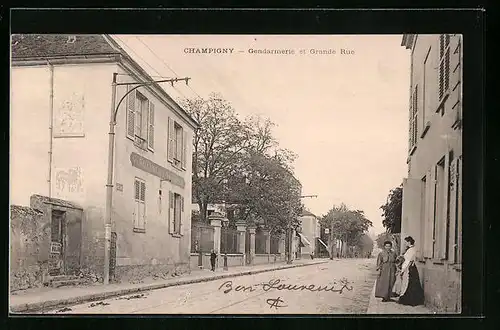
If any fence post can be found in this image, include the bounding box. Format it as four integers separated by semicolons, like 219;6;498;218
236;220;247;266
247;224;256;266
262;228;271;263
209;213;223;254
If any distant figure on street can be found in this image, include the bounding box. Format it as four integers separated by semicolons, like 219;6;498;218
210;249;217;272
375;240;397;302
398;236;425;306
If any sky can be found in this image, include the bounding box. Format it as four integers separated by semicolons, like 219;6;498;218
113;34;411;235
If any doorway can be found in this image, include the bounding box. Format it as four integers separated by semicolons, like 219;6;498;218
49;210;66;276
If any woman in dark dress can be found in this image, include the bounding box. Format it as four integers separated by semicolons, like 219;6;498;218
398;236;425;306
375;241;398;302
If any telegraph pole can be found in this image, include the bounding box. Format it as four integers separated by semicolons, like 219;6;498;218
103;74;191;285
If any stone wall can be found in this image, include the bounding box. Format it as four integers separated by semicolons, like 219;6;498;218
10;205;50;291
114;262;190;284
419;261;462;313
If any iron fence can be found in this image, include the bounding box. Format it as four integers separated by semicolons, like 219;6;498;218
270;236;280;254
191;223;214;253
255;232;267;254
221;228;239;254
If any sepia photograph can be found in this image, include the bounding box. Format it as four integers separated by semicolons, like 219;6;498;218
9;32;463;315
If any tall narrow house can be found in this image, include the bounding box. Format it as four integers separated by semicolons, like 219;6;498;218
400;34;462;313
10;34;198;282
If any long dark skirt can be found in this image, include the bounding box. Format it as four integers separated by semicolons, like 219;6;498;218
398;264;425;306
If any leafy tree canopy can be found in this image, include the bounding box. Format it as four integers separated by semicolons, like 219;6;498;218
380;185;403;233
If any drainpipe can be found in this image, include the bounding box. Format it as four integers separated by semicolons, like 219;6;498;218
47;60;54;197
103;73;118;285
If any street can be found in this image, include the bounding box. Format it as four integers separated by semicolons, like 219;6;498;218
45;258;377;314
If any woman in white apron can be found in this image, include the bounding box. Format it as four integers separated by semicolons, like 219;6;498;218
398;236;425;306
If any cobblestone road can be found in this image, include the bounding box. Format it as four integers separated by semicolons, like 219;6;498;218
45;258;377;314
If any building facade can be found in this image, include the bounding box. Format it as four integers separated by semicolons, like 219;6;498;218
298;210;320;256
401;34;462;313
10;34;198;282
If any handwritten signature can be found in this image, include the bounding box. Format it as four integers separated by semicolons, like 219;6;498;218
219;278;353;294
266;297;287;309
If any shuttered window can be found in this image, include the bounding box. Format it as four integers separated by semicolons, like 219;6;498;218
409;85;418;151
126;86;136;139
167;116;188;171
168;191;184;235
134;178;146;232
148;101;155;150
126;87;154;151
439;34;451;102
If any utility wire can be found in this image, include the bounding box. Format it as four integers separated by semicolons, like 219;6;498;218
114;35;187;101
135;36;204;100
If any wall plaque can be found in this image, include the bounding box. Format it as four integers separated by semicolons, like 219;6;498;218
130;152;185;188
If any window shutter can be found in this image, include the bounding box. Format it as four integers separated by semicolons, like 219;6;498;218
429;167;437;258
140;182;146;202
180;196;185;235
423;171;432;258
167;117;175;163
134;180;140;200
456;157;462;263
448;158;458;263
444;48;450;92
438;154;450;260
168;191;174;234
148;101;155;150
414;85;418;142
127;86;136;139
134;201;139;229
181;131;187;169
139;202;146;229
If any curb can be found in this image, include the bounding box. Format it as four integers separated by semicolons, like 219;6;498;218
11;260;328;313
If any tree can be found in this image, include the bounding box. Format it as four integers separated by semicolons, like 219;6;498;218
357;234;374;258
380;185;403;233
226;151;303;235
182;93;300;226
181;93;252;222
320;204;373;255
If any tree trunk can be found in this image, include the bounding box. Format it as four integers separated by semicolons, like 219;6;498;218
200;201;209;223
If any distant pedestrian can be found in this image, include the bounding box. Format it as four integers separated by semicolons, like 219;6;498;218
210;249;217;271
375;241;397;302
398;236;425;306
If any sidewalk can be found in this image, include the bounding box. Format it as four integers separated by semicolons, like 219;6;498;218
10;259;327;313
366;282;435;314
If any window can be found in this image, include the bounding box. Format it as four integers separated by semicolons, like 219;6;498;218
168;191;184;235
421;46;432;137
455;157;462;263
438;34;451;104
135;92;147;139
134;178;146;232
126;87;155;150
167;117;187;170
419;176;427;259
433;158;445;258
409;85;418;152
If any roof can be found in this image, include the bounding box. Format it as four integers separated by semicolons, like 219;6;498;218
300;210;318;218
401;34;415;50
11;34;199;129
11;34;120;59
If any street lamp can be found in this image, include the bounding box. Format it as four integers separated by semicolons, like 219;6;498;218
222;217;229;270
103;73;191;285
